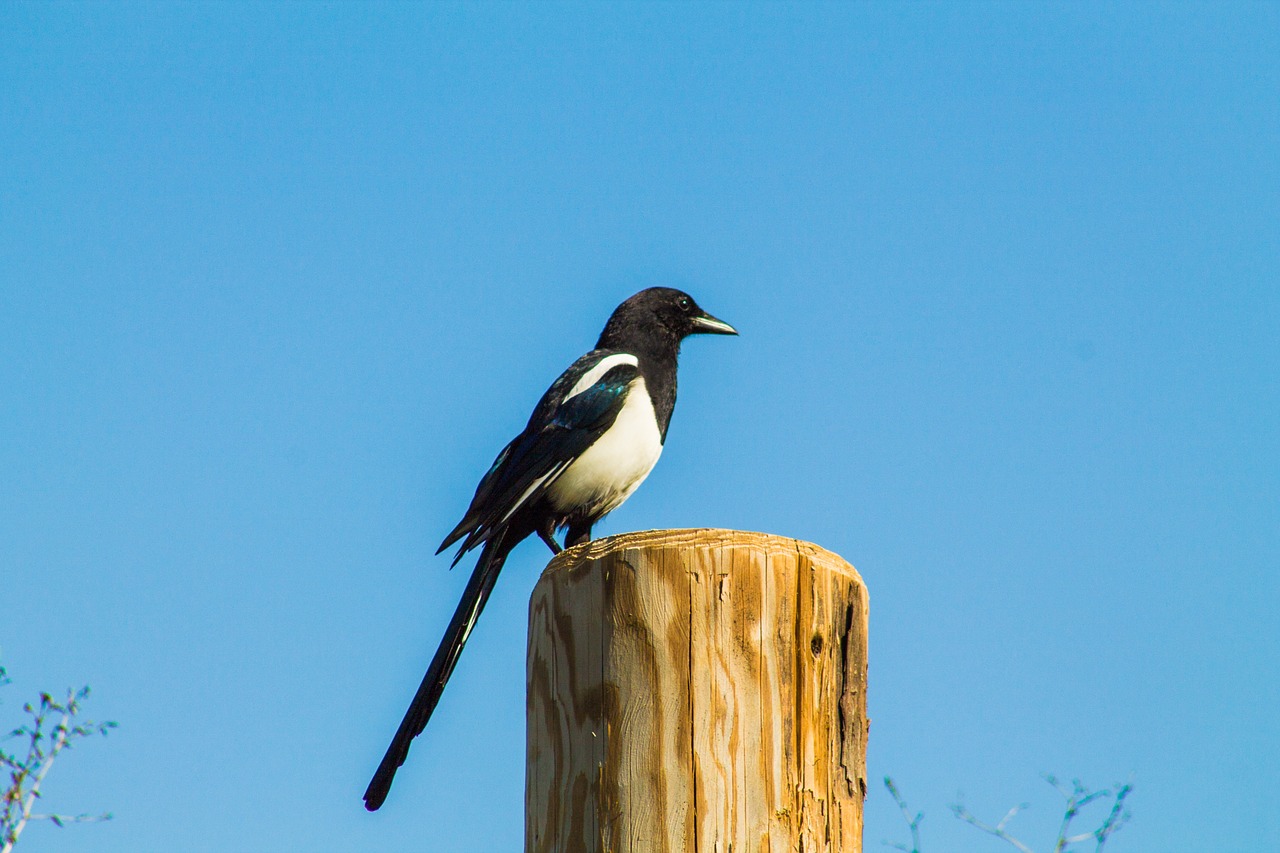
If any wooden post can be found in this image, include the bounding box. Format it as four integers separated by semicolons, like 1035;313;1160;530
526;528;869;853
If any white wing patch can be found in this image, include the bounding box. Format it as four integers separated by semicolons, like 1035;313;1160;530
491;357;643;528
499;460;571;524
564;353;639;401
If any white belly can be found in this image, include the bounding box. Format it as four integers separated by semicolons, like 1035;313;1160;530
547;378;663;517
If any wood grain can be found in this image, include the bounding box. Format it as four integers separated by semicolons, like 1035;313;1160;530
526;529;868;853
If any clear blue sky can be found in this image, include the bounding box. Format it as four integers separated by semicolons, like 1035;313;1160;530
2;3;1276;851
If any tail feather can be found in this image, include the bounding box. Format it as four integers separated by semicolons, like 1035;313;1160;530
436;516;474;556
363;532;510;811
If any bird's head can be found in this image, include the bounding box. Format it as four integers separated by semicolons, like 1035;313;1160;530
597;287;738;351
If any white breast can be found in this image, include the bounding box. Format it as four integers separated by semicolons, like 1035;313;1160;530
547;377;663;517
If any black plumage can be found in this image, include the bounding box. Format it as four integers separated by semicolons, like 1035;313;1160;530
363;287;736;811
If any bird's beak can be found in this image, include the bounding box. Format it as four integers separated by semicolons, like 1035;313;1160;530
690;311;739;336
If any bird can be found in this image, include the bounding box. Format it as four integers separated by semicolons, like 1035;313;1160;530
363;286;737;811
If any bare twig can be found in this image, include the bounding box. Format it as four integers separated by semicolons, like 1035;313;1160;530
1;674;116;852
952;800;1036;853
951;774;1133;853
1043;774;1133;853
883;777;924;853
1093;782;1133;852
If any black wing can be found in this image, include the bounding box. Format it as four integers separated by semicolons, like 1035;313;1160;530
437;354;639;559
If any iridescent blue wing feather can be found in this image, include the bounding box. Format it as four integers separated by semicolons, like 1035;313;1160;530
437;355;639;559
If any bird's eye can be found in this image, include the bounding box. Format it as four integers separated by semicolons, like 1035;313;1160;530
677;296;692;312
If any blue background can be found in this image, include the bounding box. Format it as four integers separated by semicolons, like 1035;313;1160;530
2;3;1276;851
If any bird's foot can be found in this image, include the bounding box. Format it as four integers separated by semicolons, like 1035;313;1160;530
537;529;563;555
565;525;593;548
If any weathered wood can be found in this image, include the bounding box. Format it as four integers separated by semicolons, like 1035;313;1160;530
526;528;869;853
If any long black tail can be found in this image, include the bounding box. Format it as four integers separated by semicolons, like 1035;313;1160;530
364;533;510;811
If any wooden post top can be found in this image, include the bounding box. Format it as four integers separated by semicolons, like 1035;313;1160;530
543;527;863;584
527;526;868;853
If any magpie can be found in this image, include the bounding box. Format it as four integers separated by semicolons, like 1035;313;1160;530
363;287;737;811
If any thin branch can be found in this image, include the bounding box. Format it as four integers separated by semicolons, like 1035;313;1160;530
997;803;1028;833
951;774;1134;853
1044;774;1133;853
883;777;923;853
30;811;112;828
1093;782;1133;853
1;680;116;853
2;701;72;853
952;801;1036;853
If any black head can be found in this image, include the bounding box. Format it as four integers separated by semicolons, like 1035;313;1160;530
596;287;738;352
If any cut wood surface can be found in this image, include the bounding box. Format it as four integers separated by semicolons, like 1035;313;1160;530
526;528;869;853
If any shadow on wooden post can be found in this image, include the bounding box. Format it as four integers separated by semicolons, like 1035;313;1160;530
526;528;869;853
